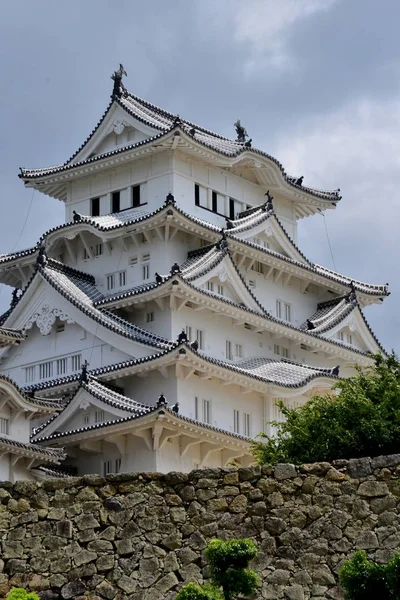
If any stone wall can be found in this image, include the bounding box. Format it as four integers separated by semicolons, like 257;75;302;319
1;455;400;600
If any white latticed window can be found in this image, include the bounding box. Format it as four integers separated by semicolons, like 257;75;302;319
274;345;290;359
276;300;291;322
106;274;115;290
39;361;53;380
71;354;81;372
25;366;36;383
235;344;243;358
146;312;155;323
103;461;113;476
233;409;240;433
243;413;251;437
196;330;204;350
95;410;105;423
118;271;126;287
203;399;211;424
0;418;10;435
226;340;233;360
56;358;68;376
83;413;90;425
217;285;224;296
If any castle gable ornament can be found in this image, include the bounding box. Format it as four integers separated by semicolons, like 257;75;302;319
24;304;74;336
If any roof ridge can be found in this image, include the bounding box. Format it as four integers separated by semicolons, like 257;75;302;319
46;258;96;284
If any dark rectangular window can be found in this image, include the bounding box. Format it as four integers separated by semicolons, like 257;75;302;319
212;191;218;213
91;197;100;217
112;191;120;213
229;198;235;220
195;184;200;206
132;185;141;208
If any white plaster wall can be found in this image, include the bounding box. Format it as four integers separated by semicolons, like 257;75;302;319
123;436;157;473
177;376;263;438
0;457;35;482
66;154;174;222
2;322;131;386
122;372;177;407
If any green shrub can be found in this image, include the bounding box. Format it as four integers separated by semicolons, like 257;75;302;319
251;353;400;465
175;582;223;600
6;589;40;600
339;550;400;600
176;538;258;600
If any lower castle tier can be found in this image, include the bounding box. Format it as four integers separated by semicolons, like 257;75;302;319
0;74;388;480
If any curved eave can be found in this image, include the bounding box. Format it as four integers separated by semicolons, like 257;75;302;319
20;125;339;210
0;437;65;463
1;263;172;354
96;276;375;364
34;406;252;452
0;201;388;305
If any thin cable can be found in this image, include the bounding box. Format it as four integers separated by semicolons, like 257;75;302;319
10;189;36;253
0;189;36;302
322;213;337;272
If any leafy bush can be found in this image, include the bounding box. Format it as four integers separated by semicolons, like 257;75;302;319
251;353;400;465
175;538;258;600
339;550;400;600
6;589;40;600
175;582;223;600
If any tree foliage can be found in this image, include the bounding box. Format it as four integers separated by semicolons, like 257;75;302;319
205;539;258;600
6;589;40;600
251;353;400;465
175;538;258;600
339;550;400;600
175;582;223;600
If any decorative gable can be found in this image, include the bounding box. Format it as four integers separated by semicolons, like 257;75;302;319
70;103;161;165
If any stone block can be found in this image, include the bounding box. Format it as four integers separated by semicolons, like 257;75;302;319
275;464;297;480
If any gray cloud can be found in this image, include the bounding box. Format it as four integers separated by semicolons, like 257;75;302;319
0;0;398;351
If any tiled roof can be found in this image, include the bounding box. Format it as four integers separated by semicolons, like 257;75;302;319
90;344;338;390
0;200;388;299
300;295;356;333
32;464;78;478
0;374;64;410
0;436;65;462
37;259;173;350
32;378;153;439
0;326;26;342
300;292;386;354
227;233;389;298
33;375;251;444
82;379;151;413
19;90;340;204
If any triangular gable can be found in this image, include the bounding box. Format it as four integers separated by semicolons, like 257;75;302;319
320;306;384;355
69;102;163;165
182;248;265;315
2;266;170;358
227;211;309;265
32;380;149;440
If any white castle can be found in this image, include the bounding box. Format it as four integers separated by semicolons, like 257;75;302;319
0;66;388;480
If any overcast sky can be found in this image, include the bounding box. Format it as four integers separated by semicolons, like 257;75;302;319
0;0;399;352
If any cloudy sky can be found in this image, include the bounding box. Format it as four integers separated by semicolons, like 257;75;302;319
0;0;399;351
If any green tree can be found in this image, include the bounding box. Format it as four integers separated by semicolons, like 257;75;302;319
251;353;400;465
205;539;258;600
175;538;258;600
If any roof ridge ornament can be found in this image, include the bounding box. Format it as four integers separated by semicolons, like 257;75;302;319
37;246;47;268
111;64;128;99
234;119;251;146
80;360;89;383
264;191;274;211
